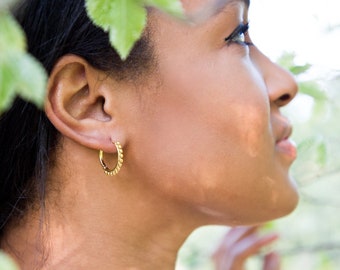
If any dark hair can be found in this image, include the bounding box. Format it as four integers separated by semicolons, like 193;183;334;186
0;0;154;241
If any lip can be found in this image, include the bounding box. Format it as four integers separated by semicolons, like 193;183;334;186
276;138;297;160
275;121;297;160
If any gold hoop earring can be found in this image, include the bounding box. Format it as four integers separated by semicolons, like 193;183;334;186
99;142;124;176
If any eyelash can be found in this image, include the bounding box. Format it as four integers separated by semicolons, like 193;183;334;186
224;23;253;47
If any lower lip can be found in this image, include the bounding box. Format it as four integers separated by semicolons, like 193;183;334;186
276;139;297;159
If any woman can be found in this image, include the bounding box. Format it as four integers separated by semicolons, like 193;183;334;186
0;0;299;269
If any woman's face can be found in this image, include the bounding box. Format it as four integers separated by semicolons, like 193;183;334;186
124;0;299;225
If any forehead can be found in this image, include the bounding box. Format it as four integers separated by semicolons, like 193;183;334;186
180;0;249;24
181;0;249;13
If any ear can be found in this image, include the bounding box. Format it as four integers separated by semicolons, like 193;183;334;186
45;55;123;153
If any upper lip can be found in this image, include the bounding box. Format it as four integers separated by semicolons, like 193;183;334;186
275;120;293;143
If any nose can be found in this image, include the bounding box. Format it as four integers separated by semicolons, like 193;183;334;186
253;50;298;107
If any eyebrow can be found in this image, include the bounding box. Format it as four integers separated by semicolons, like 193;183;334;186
213;0;250;16
188;0;250;24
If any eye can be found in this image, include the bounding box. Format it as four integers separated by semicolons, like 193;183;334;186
225;23;253;46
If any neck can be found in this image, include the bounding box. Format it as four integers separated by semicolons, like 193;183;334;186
3;139;203;270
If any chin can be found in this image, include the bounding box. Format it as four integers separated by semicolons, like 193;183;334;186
263;171;300;221
207;194;299;227
235;189;299;226
258;185;300;224
276;188;300;218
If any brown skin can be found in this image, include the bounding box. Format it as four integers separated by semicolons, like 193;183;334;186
3;0;298;269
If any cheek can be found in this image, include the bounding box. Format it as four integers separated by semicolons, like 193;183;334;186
215;57;272;157
181;56;272;159
130;57;273;205
228;91;272;158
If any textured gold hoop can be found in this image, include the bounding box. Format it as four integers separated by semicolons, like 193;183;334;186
99;142;124;176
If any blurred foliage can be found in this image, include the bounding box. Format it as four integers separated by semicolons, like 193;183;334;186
277;52;312;76
278;71;340;270
0;251;19;270
270;48;340;267
0;0;183;113
85;0;148;60
0;6;46;113
85;0;183;60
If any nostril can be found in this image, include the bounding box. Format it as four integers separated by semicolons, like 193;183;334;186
280;94;290;102
276;93;291;106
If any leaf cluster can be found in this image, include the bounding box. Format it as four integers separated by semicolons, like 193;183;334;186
1;0;183;114
85;0;183;60
0;251;19;270
0;10;46;113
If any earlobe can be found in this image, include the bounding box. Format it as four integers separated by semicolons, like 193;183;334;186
45;55;120;152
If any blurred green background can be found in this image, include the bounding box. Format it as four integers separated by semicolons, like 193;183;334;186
177;0;340;269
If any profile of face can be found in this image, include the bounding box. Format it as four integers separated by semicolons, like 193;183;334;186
48;0;299;227
125;0;299;225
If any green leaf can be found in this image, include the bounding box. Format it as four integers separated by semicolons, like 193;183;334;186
299;81;327;101
290;63;312;75
0;251;19;270
297;136;327;166
262;221;276;231
297;137;317;156
316;141;327;166
276;52;296;70
15;54;47;108
0;12;26;53
276;51;311;75
0;55;17;112
0;0;18;10
0;11;46;114
0;53;47;113
144;0;184;18
86;0;147;60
